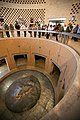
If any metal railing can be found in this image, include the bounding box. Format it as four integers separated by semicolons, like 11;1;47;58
0;29;80;38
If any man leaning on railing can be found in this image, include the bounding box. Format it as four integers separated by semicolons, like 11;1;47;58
0;21;4;38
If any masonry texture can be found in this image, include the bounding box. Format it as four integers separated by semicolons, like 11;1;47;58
0;70;55;120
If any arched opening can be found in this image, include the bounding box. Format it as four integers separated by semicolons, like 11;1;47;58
35;55;46;69
0;58;10;78
14;54;27;67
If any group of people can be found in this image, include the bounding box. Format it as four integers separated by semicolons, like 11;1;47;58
0;21;26;38
0;20;80;42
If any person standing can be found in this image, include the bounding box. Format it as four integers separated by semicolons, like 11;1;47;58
21;23;27;37
0;21;4;38
73;24;79;41
33;24;37;37
64;24;71;44
77;25;80;34
15;21;20;37
38;24;42;38
54;25;59;41
42;25;45;36
10;24;14;37
4;23;10;37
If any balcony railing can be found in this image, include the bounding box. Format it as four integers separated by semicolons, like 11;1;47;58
0;29;80;55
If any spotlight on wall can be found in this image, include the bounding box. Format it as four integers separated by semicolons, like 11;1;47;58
38;17;42;22
71;15;75;21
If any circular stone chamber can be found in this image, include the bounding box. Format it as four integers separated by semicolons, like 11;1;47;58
5;75;41;113
0;70;55;120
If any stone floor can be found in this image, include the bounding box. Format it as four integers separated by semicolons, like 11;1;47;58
0;70;55;120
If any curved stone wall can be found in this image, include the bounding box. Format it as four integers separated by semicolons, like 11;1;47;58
0;37;80;119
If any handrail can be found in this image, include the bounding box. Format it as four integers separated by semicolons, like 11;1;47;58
0;29;80;38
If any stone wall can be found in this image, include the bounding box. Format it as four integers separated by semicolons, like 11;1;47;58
0;37;80;119
0;0;80;25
